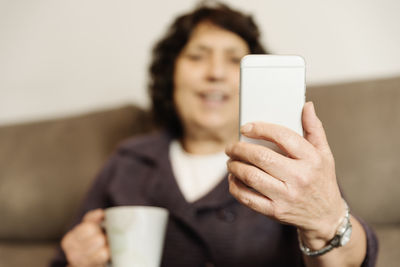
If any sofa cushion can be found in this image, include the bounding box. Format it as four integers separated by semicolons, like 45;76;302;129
0;241;57;267
307;77;400;224
373;224;400;267
0;106;152;240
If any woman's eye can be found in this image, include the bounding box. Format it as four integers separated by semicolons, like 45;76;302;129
186;54;204;61
230;57;242;64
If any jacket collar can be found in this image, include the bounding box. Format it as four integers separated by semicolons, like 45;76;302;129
125;131;236;217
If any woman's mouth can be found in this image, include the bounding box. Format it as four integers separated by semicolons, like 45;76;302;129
197;91;229;106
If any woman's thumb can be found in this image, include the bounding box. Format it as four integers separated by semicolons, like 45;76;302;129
82;208;105;224
302;102;330;153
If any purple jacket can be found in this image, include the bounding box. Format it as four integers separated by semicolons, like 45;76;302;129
50;132;378;267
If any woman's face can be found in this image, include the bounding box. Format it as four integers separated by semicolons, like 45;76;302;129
173;21;249;136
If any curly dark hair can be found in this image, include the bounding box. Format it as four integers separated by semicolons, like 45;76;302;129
148;1;267;137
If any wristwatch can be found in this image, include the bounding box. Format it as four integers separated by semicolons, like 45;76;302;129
298;200;352;257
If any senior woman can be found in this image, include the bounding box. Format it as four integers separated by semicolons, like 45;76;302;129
50;2;377;267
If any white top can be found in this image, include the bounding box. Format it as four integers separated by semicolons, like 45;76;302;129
169;140;228;203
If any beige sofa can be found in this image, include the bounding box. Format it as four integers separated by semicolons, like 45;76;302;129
0;77;399;267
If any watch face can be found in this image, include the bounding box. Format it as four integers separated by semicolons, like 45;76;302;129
340;225;352;246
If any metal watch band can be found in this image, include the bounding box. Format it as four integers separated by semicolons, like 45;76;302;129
297;199;351;257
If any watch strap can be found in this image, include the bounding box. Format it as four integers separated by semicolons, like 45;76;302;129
297;199;351;257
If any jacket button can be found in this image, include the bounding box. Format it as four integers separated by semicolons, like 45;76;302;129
217;209;236;223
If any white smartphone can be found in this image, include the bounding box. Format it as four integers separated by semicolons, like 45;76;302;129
239;55;306;151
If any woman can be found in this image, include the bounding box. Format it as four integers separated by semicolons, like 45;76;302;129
50;2;377;267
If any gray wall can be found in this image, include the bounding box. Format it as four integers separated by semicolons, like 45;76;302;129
1;0;400;125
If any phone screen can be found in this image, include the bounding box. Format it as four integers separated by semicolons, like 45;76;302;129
240;55;306;148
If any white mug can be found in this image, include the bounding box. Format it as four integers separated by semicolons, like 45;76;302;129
104;206;169;267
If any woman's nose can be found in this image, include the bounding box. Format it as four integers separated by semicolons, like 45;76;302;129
206;55;226;82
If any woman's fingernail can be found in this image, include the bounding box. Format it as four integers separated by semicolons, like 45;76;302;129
307;101;315;112
241;123;253;133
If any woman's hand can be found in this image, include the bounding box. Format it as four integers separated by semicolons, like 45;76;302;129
61;209;110;267
226;102;345;250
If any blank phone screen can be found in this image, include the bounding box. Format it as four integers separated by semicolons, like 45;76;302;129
240;65;305;137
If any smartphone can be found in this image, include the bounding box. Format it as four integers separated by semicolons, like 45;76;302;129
239;55;306;152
